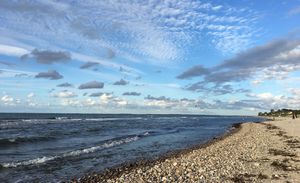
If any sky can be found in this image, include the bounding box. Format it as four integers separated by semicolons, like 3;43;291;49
1;0;300;115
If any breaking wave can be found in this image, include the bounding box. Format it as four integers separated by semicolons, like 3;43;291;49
1;135;140;168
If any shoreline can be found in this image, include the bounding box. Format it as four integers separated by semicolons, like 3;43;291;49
70;123;243;182
71;118;300;182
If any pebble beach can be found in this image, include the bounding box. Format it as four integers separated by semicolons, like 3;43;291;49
73;118;300;183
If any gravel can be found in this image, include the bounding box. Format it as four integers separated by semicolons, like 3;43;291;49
71;121;300;183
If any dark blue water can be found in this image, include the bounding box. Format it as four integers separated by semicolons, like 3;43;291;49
0;113;264;182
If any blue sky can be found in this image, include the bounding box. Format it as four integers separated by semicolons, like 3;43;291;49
1;0;300;115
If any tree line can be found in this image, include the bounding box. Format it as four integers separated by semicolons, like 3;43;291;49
258;109;300;117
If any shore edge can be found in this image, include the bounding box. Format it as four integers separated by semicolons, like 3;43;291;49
70;122;243;182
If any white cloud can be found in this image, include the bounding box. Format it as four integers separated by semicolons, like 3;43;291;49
83;98;96;106
99;93;113;104
251;80;262;85
1;95;16;106
0;0;259;63
0;69;35;78
288;5;300;16
289;88;300;96
61;99;80;106
28;102;37;107
0;44;29;57
57;93;128;109
53;91;77;98
27;92;35;98
1;95;13;102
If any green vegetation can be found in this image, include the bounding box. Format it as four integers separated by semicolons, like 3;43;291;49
258;109;300;117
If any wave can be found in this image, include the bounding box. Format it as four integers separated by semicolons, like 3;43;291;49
1;135;140;168
1;156;56;168
0;117;145;129
0;136;54;146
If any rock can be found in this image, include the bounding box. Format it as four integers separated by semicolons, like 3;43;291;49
272;174;280;179
161;176;167;181
253;162;260;166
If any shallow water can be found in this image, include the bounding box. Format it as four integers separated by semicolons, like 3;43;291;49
0;113;265;182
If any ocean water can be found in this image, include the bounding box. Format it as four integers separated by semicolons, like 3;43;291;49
0;113;265;182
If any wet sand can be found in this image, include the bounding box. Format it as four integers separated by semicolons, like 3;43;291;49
73;119;300;183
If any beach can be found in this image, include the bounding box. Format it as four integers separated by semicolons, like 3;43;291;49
1;114;262;182
75;118;300;183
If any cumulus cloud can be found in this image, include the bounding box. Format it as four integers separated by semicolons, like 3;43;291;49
59;93;128;108
1;95;13;103
27;92;35;98
57;82;73;87
0;95;19;106
60;99;80;106
78;81;104;89
113;79;129;85
35;70;63;80
80;62;99;69
26;92;37;107
142;94;271;112
21;49;71;64
52;90;77;98
143;95;211;110
123;92;141;96
245;92;293;110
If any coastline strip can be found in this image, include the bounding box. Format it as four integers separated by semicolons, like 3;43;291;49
72;119;300;182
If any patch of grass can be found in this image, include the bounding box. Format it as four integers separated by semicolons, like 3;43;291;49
285;139;300;144
276;131;287;136
269;149;297;157
271;160;300;171
265;124;280;130
231;173;268;183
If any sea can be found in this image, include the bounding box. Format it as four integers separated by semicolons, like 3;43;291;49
0;113;265;182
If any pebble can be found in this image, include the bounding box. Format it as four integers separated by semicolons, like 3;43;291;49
71;122;300;183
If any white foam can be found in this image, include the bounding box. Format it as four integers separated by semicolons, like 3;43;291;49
65;136;139;156
1;136;139;168
8;139;16;142
2;156;56;168
143;131;150;136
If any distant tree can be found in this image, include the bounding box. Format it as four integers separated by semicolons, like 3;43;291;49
257;108;300;117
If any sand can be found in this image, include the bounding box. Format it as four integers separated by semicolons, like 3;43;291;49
267;117;300;138
73;118;300;183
